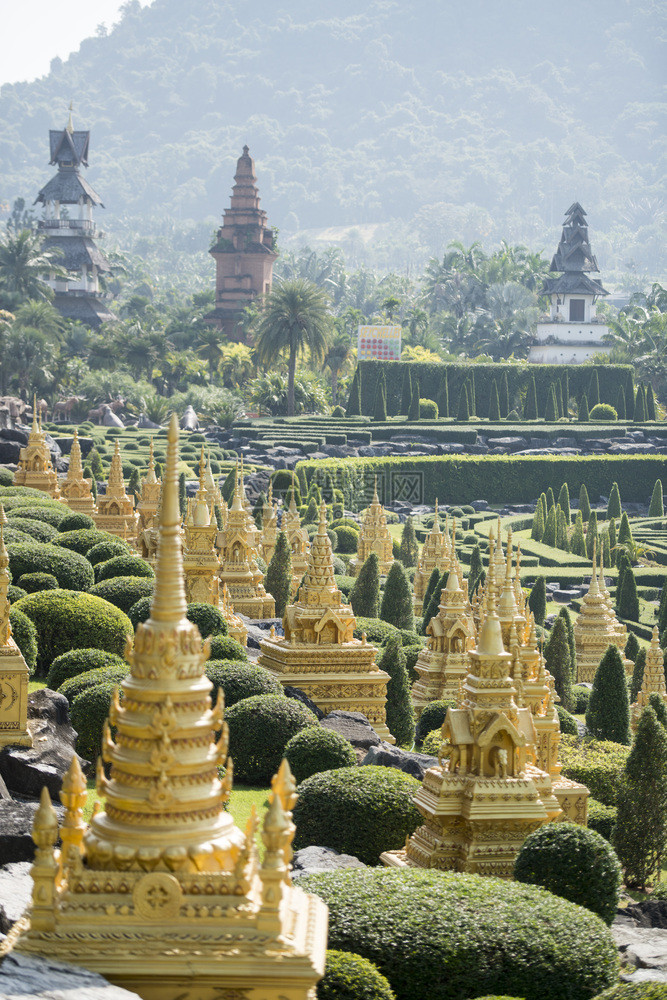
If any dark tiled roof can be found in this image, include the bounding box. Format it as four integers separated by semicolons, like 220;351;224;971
53;294;115;327
35;169;103;207
49;128;89;167
43;236;111;272
542;273;608;296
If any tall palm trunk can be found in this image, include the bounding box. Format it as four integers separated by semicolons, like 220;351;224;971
287;341;297;416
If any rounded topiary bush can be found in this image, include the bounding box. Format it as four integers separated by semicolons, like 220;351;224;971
4;528;33;546
208;634;247;662
299;868;618;1000
7;504;68;527
226;694;317;784
47;647;127;691
415;699;456;747
6;517;58;543
128;595;152;629
60;664;129;705
353;618;401;646
88;577;154;614
421;727;443;755
335;525;360;554
318;950;395;1000
419;398;438;420
187;602;227;639
17;571;59;593
8;541;94;591
58;512;95;532
285;726;357;783
590;404;618;421
293;766;421;865
205;660;280;708
54;528;113;556
8;584;27;603
514;821;622;925
8;607;38;674
556;704;579;736
572;685;591;714
69;682;119;761
95;554;155;583
86;538;131;566
588;800;617;842
15;589;132;675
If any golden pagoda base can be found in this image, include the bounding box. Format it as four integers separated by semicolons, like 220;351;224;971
12;472;60;498
60;493;96;516
411;651;469;721
0;648;32;748
93;513;138;541
260;636;394;743
224;591;275;619
553;777;589;825
576;646;632;685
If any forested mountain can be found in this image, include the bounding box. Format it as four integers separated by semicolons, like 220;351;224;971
0;0;664;275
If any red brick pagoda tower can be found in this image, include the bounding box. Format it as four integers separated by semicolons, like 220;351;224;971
206;146;277;342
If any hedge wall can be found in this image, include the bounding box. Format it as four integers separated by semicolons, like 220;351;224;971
354;360;634;419
298;455;667;507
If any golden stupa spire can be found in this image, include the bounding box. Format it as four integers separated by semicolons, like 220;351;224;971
67;428;84;481
150;414;188;625
298;502;338;605
498;528;518;618
477;536;505;656
372;475;379;504
588;539;600;597
191;446;211;528
107;439;126;495
31;394;39;436
145;437;157;484
0;519;10;646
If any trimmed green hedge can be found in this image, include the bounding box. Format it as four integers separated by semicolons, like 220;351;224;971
69;681;119;761
8;607;38;673
588;800;617;842
7;542;94;591
208;634;247;662
6;503;68;527
86;538;132;566
17;572;58;593
318;950;395;1000
54;528;113;556
88;577;154;614
6;517;58;543
60;664;128;704
186;603;227;639
47;647;127;691
226;694;317;784
285;726;357;783
560;735;629;806
95;554;155;583
205;660;281;707
300;868;619;1000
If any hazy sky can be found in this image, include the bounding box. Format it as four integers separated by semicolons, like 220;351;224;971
0;0;153;87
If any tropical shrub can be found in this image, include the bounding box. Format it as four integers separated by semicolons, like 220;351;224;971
317;950;395;1000
556;705;579;736
95;554;155;583
54;528;112;555
58;512;95;532
8;584;27;602
335;525;360;554
186;602;227;638
88;577;154;614
8;607;38;673
128;595;152;629
590;404;617;421
6;517;58;543
225;694;317;784
415;700;456;747
205;660;281;708
69;682;119;761
559;734;629;806
7;504;68;527
47;647;127;691
86;538;131;566
208;634;247;662
17;572;58;593
378;638;414;747
588;800;617;842
59;664;129;704
284;726;357;783
7;542;94;591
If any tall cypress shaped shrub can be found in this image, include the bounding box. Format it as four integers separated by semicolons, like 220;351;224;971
618;511;633;547
531;501;545;541
657;579;667;636
400;367;412;416
625;632;640;663
557;606;576;678
646;383;657;420
586;645;630;744
545;617;573;711
500;372;510;417
373;376;387;422
633;385;647;422
607;482;622;520
630;647;647;702
408;380;420;421
588;371;600;407
524;377;538;420
546;486;555;511
346;368;361;416
542;506;557;547
380;561;414;631
265;530;292;617
349;552;380;618
578;394;589;422
468;545;483;595
469;371;476;416
557;482;571;524
379;638;415;747
398;517;419;567
178;472;186;516
488;381;501;420
618;566;640;621
616;387;627;421
562;371;569;417
616;550;632;598
422;566;441;614
609;516;617;555
456;384;470;422
528;576;547;627
649;479;664;517
556;379;564;419
421;571;447;635
436;376;449;419
600;528;611;568
556;505;569;551
570;512;586;557
586;511;598;560
579;484;591;521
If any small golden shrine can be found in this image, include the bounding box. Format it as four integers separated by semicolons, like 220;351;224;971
282;480;310;596
202;452;223;512
597;550;631;657
0;519;31;748
574;543;632;683
94;439;138;540
349;477;394;577
260;481;279;565
135;439;162;537
259;504;393;742
411;545;475;719
183;452;220;605
1;415;327;1000
13;397;60;498
59;428;96;515
631;626;667;731
216;475;275;619
413;502;449;613
210;579;248;647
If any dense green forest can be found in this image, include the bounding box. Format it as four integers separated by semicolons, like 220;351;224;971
0;0;664;282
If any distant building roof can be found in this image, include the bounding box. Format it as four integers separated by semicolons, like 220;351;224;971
49;127;89;168
543;202;608;297
53;293;115;327
543;272;608;296
35;170;104;207
43;236;111;272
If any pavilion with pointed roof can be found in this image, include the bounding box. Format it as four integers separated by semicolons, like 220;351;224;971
93;440;137;540
13;398;60;498
205;146;277;342
59;428;96;515
34;107;114;327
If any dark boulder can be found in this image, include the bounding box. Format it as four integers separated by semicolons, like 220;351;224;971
292;846;366;878
0;952;142;998
362;742;438;781
283;686;324;721
320;711;382;751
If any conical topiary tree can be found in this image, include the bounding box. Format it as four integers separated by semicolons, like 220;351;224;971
545;384;558;422
546;486;555;511
528;576;547;627
646;383;657;421
657;579;667;636
488;380;501;421
588;370;600;407
607;482;622;521
633;385;647;423
469;372;476;416
557;606;576;678
400;367;412;417
562;371;569;417
421;566;441;615
616;387;627;421
578;393;589;422
378;637;415;747
542;505;557;547
630;647;647;703
373;374;387;422
178;471;186;516
456;384;470;422
609;515;617;555
649;479;664;518
346;367;362;417
531;500;545;541
421;570;447;635
253;491;266;529
585;511;598;560
625;632;640;663
128;467;141;502
408;380;420;421
398;517;419;567
468;544;483;595
586;644;630;744
557;482;571;525
570;512;586;557
616;549;632;598
618;566;640;622
524;377;538;420
618;511;633;547
556;380;564;419
380;561;414;631
265;530;292;617
600;528;611;568
500;372;510;418
84;465;97;502
556;505;569;551
613;705;667;888
545;617;573;711
221;466;237;505
436;376;449;419
579;483;591;522
349;552;380;618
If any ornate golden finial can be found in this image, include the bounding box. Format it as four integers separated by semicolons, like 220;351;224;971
0;502;6;528
150;413;188;625
31;393;38;434
477;536;505;656
373;475;379;504
66;100;74;134
29;787;60;931
59;755;87;872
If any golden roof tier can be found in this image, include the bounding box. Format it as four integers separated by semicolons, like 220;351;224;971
93;439;138;540
259;480;279;565
349;477;394;577
13;397;60;498
413;502;449;614
631;627;667;731
281;476;310;597
216;468;274;619
0;515;31;748
383;538;564;878
210;580;248;647
135;438;161;536
574;543;632;683
183;449;220;605
259;504;393;742
1;414;327;1000
59;428;96;515
202;451;223;512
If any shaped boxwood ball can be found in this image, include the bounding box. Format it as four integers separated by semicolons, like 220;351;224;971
17;571;59;593
69;681;119;762
208;634;247;662
514;822;622;925
86;538;131;567
95;554;155;583
60;665;129;706
128;595;152;629
47;647;127;691
7;517;58;543
186;602;227;639
15;589;132;675
317;950;395;1000
205;661;281;708
88;577;154;614
299;869;618;1000
58;512;95;532
225;694;317;785
8;607;38;674
53;528;112;556
8;541;94;591
293;766;421;865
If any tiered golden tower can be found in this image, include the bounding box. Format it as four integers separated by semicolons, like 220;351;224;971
13;398;60;498
413;502;449;613
574;544;632;682
260;481;278;565
135;439;162;537
59;428;96;515
631;627;667;731
0;518;31;748
349;478;394;577
94;440;138;540
282;488;310;597
259;504;393;742
214;580;248;647
216;472;274;619
183;451;220;605
1;415;327;999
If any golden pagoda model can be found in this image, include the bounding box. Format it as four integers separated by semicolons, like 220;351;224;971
597;549;631;661
574;543;632;682
183;452;220;605
259;504;394;742
413;502;449;614
282;481;310;596
349;478;394;577
411;545;475;719
631;626;667;731
135;439;162;536
1;415;327;1000
94;440;138;540
13;397;60;498
59;428;96;515
383;540;564;877
0;517;32;748
202;452;223;512
210;579;248;647
260;481;279;564
216;473;275;619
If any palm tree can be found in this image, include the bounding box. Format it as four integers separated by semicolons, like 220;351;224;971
324;331;354;404
254;279;332;416
0;229;67;308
